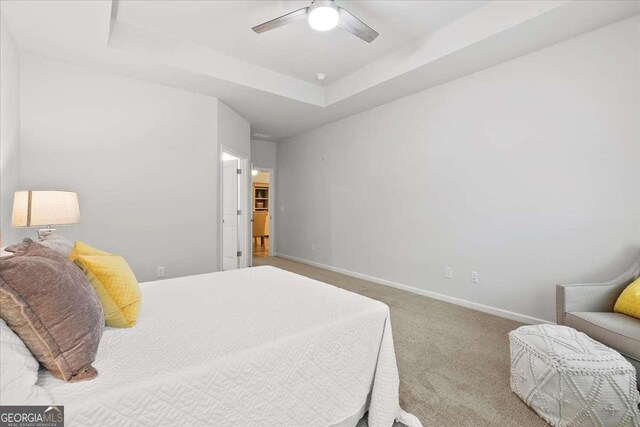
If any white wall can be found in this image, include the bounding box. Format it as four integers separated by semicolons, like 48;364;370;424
251;139;276;169
276;17;640;322
19;55;220;281
0;17;21;247
218;102;250;157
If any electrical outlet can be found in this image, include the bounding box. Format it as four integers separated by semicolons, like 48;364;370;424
157;266;165;278
445;267;453;279
471;271;479;283
311;243;316;251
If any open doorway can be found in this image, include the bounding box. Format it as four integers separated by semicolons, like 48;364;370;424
251;168;274;261
220;149;249;271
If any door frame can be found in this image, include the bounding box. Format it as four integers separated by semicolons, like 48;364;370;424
219;145;250;270
250;166;275;264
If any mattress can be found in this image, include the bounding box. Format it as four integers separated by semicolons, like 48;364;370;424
37;266;420;427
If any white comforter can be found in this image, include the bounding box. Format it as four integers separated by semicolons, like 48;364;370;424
37;266;421;427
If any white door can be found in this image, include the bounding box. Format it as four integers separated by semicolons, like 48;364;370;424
222;158;239;270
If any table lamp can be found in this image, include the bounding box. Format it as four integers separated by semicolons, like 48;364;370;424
12;191;81;239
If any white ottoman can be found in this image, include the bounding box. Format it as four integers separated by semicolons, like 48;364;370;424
509;324;640;426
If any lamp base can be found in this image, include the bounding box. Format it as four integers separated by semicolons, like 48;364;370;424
37;228;57;240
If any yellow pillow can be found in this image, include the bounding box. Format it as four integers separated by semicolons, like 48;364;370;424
69;240;110;261
70;242;141;328
614;277;640;319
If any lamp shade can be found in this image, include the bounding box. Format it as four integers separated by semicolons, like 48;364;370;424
12;191;81;227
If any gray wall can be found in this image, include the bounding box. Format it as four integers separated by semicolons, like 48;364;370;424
276;17;640;322
0;17;21;247
251;139;276;169
19;55;221;282
219;102;250;157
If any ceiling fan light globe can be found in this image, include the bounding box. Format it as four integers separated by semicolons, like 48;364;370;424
308;6;339;32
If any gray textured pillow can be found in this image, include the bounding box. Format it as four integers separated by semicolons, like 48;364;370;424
0;241;104;382
5;236;73;257
37;236;74;257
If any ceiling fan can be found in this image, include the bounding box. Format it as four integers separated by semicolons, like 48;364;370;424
252;0;379;43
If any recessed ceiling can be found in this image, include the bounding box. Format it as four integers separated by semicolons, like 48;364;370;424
1;1;639;141
115;0;487;84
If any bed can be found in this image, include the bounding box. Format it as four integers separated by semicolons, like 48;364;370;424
34;266;420;427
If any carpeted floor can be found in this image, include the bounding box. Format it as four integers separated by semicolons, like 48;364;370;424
253;256;546;427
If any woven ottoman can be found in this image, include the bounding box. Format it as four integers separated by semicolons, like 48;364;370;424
509;324;640;426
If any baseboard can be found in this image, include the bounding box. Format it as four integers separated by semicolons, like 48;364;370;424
275;253;551;325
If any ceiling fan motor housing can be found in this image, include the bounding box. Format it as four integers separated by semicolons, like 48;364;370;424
252;0;378;43
309;0;338;14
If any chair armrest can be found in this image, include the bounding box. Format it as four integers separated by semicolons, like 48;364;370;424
556;250;640;325
556;283;623;324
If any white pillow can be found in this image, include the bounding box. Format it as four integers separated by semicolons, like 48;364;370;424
0;318;52;405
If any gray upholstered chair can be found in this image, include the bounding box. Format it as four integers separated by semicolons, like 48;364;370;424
556;250;640;384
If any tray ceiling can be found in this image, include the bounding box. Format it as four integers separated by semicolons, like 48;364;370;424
1;1;639;141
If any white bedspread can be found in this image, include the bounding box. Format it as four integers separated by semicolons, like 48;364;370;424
37;266;421;427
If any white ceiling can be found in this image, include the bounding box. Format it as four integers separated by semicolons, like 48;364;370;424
115;0;487;84
1;1;639;141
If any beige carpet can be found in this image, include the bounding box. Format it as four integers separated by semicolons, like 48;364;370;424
253;256;546;427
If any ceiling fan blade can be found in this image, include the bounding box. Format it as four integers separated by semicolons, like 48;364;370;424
337;6;378;43
252;7;309;34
